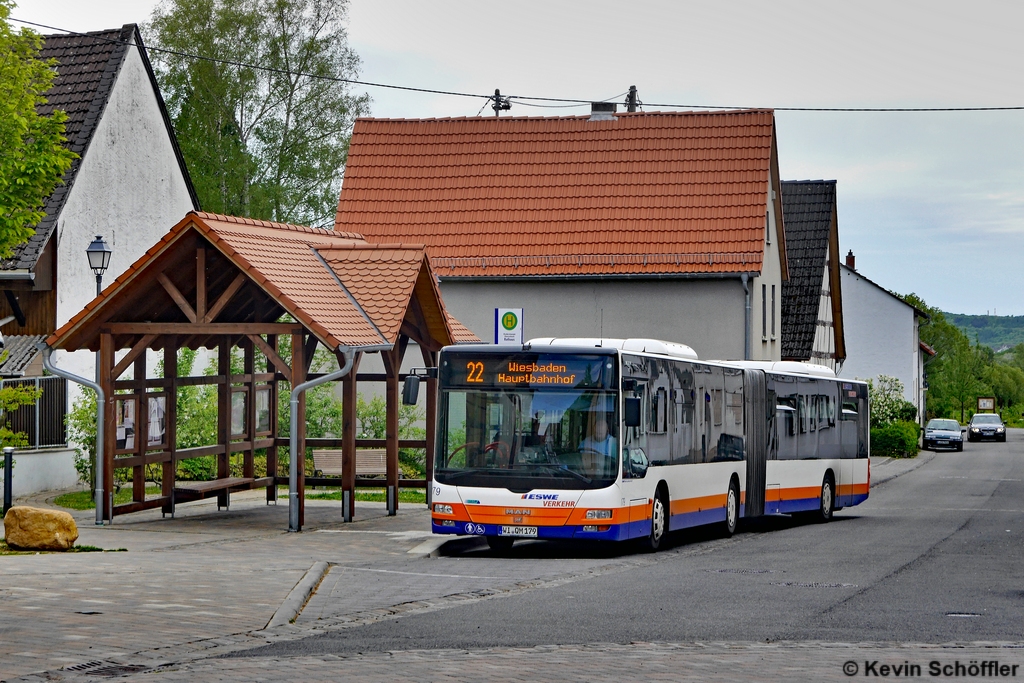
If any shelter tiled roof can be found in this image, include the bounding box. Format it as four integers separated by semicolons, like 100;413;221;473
335;110;783;277
780;180;836;360
48;212;478;351
6;25;197;272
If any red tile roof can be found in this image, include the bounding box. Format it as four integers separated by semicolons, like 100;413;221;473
336;110;781;277
48;212;479;351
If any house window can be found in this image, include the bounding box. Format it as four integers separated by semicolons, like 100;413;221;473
771;285;776;338
761;284;767;340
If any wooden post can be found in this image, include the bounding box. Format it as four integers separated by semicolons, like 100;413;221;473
162;339;177;516
133;354;147;504
266;334;277;503
292;331;306;528
217;337;230;509
100;332;115;522
421;346;438;506
243;337;255;479
341;352;362;521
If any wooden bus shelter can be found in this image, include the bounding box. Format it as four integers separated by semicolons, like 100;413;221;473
46;212;477;528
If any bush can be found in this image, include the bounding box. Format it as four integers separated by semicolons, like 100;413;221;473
871;420;921;458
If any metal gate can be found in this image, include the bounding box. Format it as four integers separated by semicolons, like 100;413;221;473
2;376;68;448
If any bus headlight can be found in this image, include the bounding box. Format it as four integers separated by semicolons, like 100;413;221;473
433;504;453;515
585;509;613;520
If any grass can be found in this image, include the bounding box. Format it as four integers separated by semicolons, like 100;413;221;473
53;486;162;510
308;488;427;504
54;485;427;509
0;540;127;555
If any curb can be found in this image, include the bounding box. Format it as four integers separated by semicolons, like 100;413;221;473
407;535;488;558
265;560;330;629
871;450;936;487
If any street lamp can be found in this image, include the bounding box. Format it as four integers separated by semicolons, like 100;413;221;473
85;235;112;522
85;235;112;296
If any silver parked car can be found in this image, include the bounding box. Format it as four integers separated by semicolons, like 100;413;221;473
923;418;963;451
967;413;1006;443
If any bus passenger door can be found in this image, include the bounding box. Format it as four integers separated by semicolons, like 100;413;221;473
839;392;859;507
623;447;652;538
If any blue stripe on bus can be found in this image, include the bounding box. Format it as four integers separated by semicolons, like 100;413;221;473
431;520;633;542
778;497;820;514
669;506;728;530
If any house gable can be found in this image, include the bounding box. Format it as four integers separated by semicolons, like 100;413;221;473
7;25;197;277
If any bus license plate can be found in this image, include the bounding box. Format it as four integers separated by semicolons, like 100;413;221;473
500;526;537;537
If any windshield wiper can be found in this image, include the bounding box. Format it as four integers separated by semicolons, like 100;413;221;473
436;468;508;482
513;462;592;485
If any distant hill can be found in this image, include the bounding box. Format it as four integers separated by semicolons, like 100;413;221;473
945;313;1024;350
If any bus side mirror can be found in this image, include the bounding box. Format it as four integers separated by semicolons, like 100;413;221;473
402;375;421;405
624;397;641;427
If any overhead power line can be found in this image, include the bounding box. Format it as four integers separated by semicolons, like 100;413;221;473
11;17;1024;113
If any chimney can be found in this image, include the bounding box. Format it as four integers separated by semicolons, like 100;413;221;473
589;102;617;122
845;250;856;270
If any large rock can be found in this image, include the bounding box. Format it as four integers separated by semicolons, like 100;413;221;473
4;506;79;550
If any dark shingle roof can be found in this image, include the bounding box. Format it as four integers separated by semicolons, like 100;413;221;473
780;180;836;360
0;335;46;377
5;25;198;272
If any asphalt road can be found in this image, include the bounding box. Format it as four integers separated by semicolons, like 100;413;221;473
238;430;1024;657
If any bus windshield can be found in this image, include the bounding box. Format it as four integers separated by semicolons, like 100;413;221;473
436;389;619;490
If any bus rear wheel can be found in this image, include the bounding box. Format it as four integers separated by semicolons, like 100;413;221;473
487;536;515;552
816;476;834;523
723;481;739;537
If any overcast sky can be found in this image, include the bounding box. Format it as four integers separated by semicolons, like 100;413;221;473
14;0;1024;316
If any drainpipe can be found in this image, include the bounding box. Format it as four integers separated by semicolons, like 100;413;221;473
741;274;751;360
39;343;106;526
289;347;354;532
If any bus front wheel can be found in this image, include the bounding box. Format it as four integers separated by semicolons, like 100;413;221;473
640;491;667;552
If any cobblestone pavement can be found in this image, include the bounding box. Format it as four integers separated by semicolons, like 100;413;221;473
2;454;969;683
13;641;1024;682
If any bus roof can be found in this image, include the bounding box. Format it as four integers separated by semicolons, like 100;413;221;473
714;359;840;379
527;337;699;361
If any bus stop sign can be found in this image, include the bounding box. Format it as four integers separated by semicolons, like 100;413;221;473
494;308;524;345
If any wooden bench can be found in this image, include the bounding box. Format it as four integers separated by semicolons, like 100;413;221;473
312;448;388;477
173;476;273;508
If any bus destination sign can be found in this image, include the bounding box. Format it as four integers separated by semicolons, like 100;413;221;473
441;353;616;390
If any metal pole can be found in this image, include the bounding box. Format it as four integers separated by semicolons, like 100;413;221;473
40;344;106;525
290;348;354;532
3;447;13;516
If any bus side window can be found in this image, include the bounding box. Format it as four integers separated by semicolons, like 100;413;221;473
798;395;807;433
809;395;817;432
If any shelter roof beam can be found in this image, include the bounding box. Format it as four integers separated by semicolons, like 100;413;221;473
247;334;292;383
111;334;157;380
204;273;245;323
157;273;196;323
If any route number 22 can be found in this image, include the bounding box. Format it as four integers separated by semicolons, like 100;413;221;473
466;361;484;383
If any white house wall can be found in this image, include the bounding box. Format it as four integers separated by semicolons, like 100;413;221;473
838;265;921;416
438;278;746;362
752;173;783;361
53;45;195;387
810;247;837;370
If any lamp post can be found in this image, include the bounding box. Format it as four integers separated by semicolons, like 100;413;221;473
85;236;111;523
86;235;112;297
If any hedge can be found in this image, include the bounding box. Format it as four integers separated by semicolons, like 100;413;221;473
870;421;921;458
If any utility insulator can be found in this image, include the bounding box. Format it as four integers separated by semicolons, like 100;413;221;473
492;88;512;117
625;85;639;113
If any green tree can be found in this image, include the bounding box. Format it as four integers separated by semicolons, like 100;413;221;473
148;0;369;226
0;0;77;256
941;336;989;423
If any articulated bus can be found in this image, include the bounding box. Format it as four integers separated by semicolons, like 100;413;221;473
430;338;870;551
